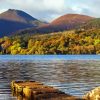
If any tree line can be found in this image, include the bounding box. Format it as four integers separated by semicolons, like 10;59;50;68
0;29;100;55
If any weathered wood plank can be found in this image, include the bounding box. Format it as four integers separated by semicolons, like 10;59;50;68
11;80;83;100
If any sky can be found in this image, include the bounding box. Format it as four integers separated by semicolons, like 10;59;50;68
0;0;100;22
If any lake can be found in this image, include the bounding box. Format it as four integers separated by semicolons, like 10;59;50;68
0;55;100;99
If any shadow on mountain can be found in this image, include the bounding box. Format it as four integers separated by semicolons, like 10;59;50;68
0;19;35;37
17;14;94;35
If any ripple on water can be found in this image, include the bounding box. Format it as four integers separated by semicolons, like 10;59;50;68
0;55;99;99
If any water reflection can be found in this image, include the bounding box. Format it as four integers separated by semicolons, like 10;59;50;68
0;60;100;99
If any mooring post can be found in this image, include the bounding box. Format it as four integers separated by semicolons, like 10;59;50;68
23;87;33;99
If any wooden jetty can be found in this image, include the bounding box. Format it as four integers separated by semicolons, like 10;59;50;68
11;80;82;100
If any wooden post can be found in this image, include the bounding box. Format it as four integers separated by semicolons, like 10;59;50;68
23;87;33;99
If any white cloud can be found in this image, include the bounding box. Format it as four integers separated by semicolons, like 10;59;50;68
0;9;7;14
0;0;100;22
43;0;65;12
0;0;66;22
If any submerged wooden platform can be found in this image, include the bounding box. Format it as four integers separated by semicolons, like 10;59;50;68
11;81;82;100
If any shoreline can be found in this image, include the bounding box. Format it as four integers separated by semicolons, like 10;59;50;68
11;80;100;100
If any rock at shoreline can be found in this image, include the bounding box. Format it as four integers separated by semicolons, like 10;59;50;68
83;86;100;100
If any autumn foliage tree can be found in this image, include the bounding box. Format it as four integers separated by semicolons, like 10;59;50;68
0;29;100;55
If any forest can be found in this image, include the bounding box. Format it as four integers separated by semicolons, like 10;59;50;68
0;29;100;55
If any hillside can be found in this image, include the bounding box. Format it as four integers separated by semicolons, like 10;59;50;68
0;29;99;54
17;14;94;34
82;18;100;29
51;14;93;28
0;9;46;37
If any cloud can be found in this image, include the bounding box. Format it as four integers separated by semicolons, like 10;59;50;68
0;0;67;22
0;0;100;22
0;9;7;14
66;0;100;18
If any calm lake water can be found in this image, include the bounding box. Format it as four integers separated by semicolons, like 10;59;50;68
0;55;100;99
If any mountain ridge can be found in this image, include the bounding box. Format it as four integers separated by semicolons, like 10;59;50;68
17;14;94;34
0;9;46;37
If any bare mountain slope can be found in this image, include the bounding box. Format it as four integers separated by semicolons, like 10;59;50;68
0;9;46;37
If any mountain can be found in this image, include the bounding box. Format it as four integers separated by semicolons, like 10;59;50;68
82;18;100;29
51;14;93;28
0;9;46;37
17;14;94;34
